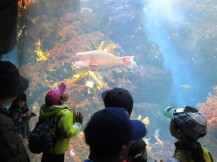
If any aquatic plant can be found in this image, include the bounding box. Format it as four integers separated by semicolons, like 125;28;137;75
17;0;36;16
18;0;35;8
34;40;50;61
198;86;217;131
198;87;217;159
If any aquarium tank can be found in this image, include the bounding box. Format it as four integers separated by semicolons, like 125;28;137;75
0;0;217;161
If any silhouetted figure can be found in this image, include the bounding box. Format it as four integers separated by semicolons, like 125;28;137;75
163;106;213;162
0;61;30;162
101;88;148;162
84;108;147;162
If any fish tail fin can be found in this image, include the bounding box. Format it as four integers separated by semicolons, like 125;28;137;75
123;56;137;68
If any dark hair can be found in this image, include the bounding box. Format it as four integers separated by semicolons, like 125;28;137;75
103;93;133;115
104;99;133;115
101;88;134;115
9;93;26;110
16;93;26;102
84;108;133;160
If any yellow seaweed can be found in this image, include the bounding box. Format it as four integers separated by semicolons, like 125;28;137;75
96;41;105;50
137;115;142;120
34;40;50;61
142;117;150;125
104;44;118;52
96;41;118;52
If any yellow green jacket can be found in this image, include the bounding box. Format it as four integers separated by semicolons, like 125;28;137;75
167;142;213;162
40;103;81;154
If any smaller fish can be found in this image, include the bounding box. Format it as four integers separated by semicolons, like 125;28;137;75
181;84;192;90
154;129;164;146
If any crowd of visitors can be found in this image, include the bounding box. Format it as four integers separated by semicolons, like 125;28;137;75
0;60;213;162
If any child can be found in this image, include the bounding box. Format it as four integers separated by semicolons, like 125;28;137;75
101;87;147;162
84;108;147;162
0;61;30;162
40;82;83;162
9;93;35;138
163;106;213;162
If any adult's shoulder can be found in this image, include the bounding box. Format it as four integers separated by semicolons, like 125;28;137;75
0;112;16;134
0;110;12;123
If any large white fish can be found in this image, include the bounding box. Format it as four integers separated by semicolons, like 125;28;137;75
75;50;137;70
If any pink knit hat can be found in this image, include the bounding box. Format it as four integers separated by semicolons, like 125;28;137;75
45;82;66;106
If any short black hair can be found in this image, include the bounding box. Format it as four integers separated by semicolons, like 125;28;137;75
102;88;133;115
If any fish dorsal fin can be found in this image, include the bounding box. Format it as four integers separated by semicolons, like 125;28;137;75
108;51;120;56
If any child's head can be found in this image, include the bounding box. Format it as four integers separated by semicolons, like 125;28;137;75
84;108;146;161
101;88;133;115
45;82;67;106
13;93;27;109
163;106;207;142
